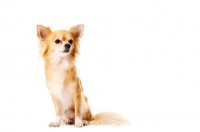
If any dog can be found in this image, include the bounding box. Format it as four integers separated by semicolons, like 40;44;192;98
36;24;130;127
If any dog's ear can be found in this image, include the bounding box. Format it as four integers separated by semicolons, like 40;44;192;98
70;24;84;39
36;25;51;41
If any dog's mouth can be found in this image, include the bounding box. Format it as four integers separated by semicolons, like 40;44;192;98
63;49;70;53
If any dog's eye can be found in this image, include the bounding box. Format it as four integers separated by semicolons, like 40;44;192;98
68;39;73;44
55;39;61;44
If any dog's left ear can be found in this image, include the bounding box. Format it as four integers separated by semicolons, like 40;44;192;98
70;24;84;39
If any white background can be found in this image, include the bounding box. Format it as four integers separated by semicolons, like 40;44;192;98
0;0;199;132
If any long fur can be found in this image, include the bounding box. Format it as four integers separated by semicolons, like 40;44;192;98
89;112;130;125
36;24;130;127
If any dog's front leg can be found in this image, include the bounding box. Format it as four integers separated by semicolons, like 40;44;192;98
48;96;62;127
74;92;83;127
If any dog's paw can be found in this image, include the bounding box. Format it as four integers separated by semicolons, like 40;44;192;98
83;120;89;125
48;122;60;127
75;119;83;127
63;119;74;124
48;116;61;127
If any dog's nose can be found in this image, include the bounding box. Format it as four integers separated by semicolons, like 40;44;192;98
64;44;71;49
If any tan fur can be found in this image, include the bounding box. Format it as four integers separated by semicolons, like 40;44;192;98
36;24;130;127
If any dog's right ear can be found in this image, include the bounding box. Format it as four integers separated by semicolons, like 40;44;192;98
36;25;51;41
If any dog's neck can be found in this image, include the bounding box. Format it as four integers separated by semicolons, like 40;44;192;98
45;53;75;71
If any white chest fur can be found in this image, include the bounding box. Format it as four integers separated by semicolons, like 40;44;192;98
46;55;75;111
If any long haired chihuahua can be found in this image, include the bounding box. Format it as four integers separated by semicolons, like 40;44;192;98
36;24;129;127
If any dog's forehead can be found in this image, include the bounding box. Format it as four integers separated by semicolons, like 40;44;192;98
51;30;73;41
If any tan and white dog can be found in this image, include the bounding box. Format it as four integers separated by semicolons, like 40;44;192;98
36;24;130;127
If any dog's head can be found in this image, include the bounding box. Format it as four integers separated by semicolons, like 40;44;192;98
36;24;84;59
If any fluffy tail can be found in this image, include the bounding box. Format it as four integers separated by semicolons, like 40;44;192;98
89;112;130;126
